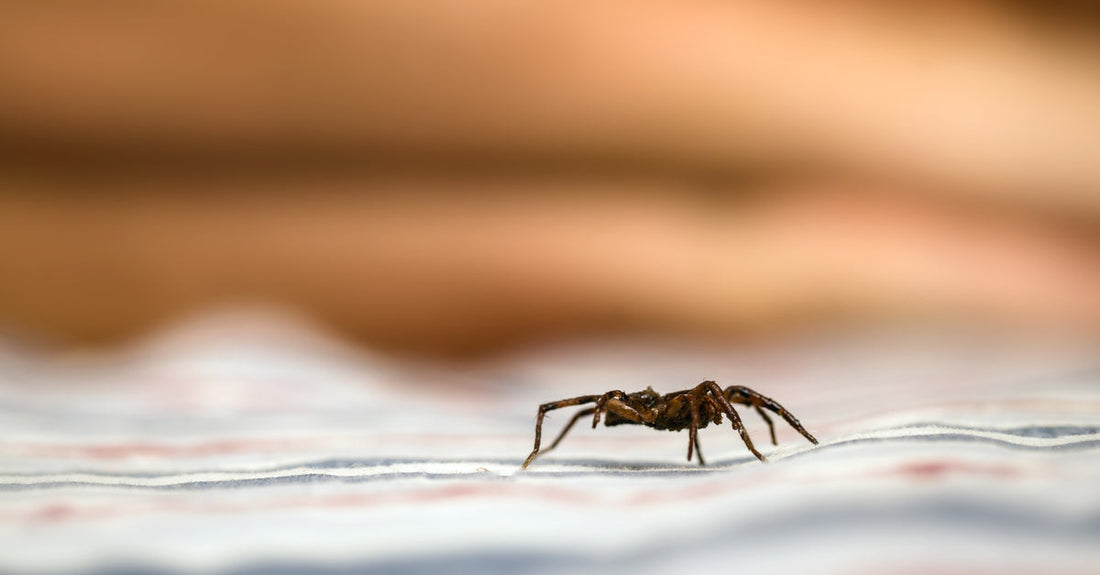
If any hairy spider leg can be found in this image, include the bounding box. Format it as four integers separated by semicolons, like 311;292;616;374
687;394;705;465
589;391;624;426
521;395;601;469
698;381;766;462
753;406;777;445
594;389;642;428
597;394;653;429
724;385;819;445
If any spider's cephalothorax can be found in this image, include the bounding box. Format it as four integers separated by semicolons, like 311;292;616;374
520;381;817;469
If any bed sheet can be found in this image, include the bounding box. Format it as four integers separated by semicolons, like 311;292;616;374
1;313;1097;574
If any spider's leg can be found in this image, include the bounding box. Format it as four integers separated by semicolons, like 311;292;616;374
591;390;627;428
699;381;766;462
686;427;694;462
522;396;601;470
688;396;706;466
725;385;818;445
753;405;777;445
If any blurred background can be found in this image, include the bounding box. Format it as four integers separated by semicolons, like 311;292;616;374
0;0;1097;358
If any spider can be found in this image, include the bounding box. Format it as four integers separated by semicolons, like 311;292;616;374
521;380;817;469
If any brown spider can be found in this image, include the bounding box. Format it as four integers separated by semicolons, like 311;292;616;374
521;380;817;469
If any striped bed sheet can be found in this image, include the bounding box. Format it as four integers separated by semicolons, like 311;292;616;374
1;313;1097;574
